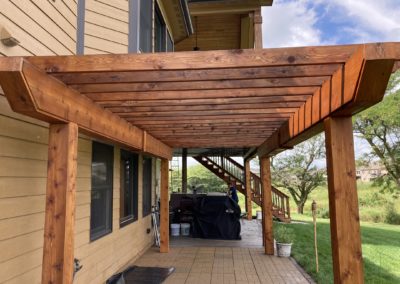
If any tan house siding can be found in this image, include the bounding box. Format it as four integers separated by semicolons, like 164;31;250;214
0;94;156;283
0;1;168;282
84;0;129;54
0;0;77;56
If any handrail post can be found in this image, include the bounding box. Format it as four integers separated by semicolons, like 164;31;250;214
286;197;291;219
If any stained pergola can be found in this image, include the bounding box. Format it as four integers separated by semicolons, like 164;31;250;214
0;42;399;284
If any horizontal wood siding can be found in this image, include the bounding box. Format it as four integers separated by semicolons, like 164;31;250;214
0;0;77;56
175;13;241;51
0;94;155;283
0;2;158;282
84;0;129;54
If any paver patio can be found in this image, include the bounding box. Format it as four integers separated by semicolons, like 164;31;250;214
134;220;311;283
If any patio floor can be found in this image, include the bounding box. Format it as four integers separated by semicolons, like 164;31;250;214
133;220;312;283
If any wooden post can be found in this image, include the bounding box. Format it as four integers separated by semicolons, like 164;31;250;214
160;158;170;253
182;148;187;193
260;156;274;255
324;117;364;284
244;160;252;220
42;123;78;284
312;200;319;273
253;8;263;49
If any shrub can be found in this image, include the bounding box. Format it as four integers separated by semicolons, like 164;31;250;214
359;192;386;207
385;204;400;225
274;225;295;244
317;207;330;219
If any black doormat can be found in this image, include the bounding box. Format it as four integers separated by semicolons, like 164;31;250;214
107;266;175;284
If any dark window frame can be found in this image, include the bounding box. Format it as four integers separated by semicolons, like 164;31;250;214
120;149;139;227
154;4;166;52
138;0;153;53
90;142;114;242
142;156;153;217
167;29;174;52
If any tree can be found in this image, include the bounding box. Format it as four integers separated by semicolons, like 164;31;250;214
272;134;326;214
353;71;400;192
187;164;227;193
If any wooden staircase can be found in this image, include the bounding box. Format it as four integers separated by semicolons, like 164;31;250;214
194;155;291;223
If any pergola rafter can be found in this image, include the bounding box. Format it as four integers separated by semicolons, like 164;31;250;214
0;42;399;284
7;42;395;151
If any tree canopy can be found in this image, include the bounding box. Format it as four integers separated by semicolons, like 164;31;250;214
354;71;400;192
272;134;326;214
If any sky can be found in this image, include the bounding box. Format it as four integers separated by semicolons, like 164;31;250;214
187;0;400;167
261;0;400;163
262;0;400;48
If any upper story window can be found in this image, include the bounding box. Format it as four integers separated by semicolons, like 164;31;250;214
167;30;174;52
139;0;153;53
90;142;114;241
155;5;166;52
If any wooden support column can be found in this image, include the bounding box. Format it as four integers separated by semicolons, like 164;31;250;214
42;123;78;284
244;160;252;220
260;156;274;255
253;8;263;49
160;158;170;253
324;117;364;284
182;148;187;193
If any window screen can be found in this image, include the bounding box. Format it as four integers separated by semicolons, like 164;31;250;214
139;0;152;53
90;142;114;241
142;156;153;217
155;5;166;52
167;31;174;52
120;150;139;227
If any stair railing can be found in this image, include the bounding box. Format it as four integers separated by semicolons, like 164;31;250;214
195;155;291;221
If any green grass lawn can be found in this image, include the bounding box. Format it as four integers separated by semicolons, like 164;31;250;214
236;181;400;283
276;214;400;284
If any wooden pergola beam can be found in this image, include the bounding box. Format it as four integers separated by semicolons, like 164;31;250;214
96;95;311;107
117;108;297;118
71;76;328;93
0;58;172;160
85;87;317;101
257;44;398;157
126;114;291;122
26;44;361;72
104;102;304;113
53;64;342;84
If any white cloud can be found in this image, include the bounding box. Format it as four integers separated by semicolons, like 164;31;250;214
262;0;323;48
329;0;400;42
262;0;400;48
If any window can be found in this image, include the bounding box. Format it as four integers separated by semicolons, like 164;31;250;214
139;0;152;53
167;31;174;52
155;5;166;52
142;156;153;217
120;150;139;227
90;142;114;241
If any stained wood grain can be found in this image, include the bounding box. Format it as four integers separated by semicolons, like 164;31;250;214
26;44;361;72
244;160;252;220
324;117;364;284
42;123;78;284
260;156;274;255
160;159;169;253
